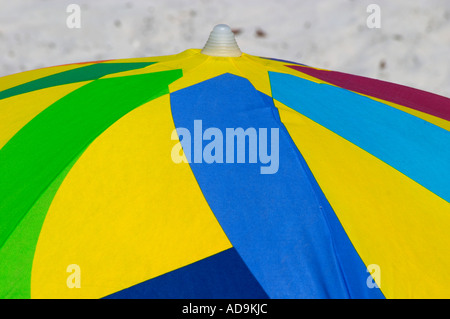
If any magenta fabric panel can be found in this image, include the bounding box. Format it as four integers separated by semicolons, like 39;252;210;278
288;65;450;121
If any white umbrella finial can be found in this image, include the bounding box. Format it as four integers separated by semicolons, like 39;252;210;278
201;24;242;57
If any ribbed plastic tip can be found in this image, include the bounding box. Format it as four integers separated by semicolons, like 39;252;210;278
201;24;242;57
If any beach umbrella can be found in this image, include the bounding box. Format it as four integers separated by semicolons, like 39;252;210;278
1;24;450;299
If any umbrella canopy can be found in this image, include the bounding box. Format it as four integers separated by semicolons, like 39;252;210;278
1;24;450;299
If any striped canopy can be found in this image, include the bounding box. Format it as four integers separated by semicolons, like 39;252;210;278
1;48;450;299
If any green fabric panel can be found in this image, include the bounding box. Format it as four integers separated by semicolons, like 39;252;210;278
0;62;155;101
0;70;182;259
0;154;82;299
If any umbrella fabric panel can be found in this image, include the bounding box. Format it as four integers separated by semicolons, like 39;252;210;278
170;73;384;299
274;100;450;298
0;66;183;298
361;95;450;132
105;248;269;299
29;94;232;298
0;82;88;150
0;154;82;299
0;70;183;252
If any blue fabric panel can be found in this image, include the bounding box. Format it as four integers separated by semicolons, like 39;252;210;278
169;73;384;298
104;248;269;299
269;71;450;203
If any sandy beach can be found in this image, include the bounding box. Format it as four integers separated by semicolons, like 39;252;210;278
1;0;449;97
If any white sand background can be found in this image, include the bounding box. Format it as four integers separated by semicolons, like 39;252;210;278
1;0;449;97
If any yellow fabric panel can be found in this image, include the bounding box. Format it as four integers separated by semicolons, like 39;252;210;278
111;52;210;88
103;50;318;97
31;94;232;299
103;51;245;93
275;100;450;298
168;55;253;93
0;64;92;91
0;82;90;150
161;52;306;96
